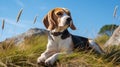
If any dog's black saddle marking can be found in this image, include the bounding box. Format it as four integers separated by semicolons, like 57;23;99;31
49;29;91;50
71;35;91;50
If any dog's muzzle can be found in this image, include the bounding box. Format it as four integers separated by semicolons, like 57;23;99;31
66;17;72;25
60;15;72;27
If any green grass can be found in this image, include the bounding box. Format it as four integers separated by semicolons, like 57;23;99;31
0;34;120;67
0;35;47;67
95;34;109;47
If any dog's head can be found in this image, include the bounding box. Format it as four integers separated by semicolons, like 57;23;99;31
43;8;76;32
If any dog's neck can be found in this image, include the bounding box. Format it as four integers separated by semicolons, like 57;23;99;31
51;32;63;36
49;29;70;39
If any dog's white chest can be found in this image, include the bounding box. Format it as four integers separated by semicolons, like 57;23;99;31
50;35;73;52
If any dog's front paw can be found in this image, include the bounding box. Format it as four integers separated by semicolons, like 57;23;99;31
37;56;46;65
45;56;56;66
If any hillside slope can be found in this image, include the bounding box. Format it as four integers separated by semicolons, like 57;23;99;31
0;28;47;45
0;28;120;67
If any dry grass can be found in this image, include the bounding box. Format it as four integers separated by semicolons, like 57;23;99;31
113;5;118;18
0;34;120;67
0;35;47;67
33;15;38;24
95;34;109;47
16;8;23;22
0;5;120;67
2;19;5;30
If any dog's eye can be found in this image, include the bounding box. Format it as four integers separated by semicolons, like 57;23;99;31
57;12;62;16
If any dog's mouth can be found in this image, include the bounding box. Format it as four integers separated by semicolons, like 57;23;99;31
59;25;69;29
65;21;73;27
58;17;72;32
57;25;69;32
59;21;72;30
65;20;70;25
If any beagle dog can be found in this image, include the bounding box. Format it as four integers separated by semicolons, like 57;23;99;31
37;7;104;66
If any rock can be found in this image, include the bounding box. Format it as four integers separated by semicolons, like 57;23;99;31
104;25;120;47
3;28;47;45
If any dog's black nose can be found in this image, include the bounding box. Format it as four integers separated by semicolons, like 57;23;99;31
67;18;71;22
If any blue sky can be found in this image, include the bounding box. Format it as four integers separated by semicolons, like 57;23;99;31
0;0;120;41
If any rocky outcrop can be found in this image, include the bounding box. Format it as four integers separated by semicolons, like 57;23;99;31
2;28;47;45
104;25;120;47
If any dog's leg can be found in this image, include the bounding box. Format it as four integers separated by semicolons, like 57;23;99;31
89;39;105;54
37;50;56;64
45;53;62;65
37;40;57;64
45;50;73;65
45;52;67;65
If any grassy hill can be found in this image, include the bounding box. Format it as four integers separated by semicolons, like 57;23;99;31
0;34;120;67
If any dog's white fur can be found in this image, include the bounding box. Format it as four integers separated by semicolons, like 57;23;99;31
59;13;70;27
37;35;73;65
37;8;104;65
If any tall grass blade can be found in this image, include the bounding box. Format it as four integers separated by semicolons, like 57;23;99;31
0;60;7;67
16;8;23;22
113;5;118;18
2;19;5;30
33;15;38;24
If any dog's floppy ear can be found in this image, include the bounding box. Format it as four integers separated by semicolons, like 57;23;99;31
43;15;49;29
63;8;76;30
43;9;56;31
70;21;76;30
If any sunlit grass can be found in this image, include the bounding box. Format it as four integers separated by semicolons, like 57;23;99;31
0;34;120;67
0;5;120;67
0;34;47;67
95;34;109;47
